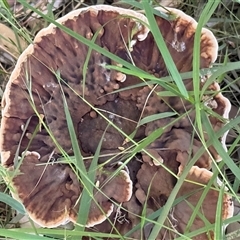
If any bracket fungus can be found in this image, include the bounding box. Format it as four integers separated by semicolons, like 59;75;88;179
0;4;233;239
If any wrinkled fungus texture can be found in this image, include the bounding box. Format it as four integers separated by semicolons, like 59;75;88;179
0;5;232;239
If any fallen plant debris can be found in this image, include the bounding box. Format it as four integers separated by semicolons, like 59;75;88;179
0;4;235;240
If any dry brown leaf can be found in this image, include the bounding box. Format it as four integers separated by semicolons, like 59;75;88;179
0;23;28;60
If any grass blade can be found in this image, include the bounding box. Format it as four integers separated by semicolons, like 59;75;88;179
0;192;25;214
0;229;53;240
142;1;188;99
138;112;177;126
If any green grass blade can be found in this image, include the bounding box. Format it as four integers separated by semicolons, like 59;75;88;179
0;229;53;240
192;0;221;84
76;128;106;235
0;192;25;214
57;71;90;235
142;1;188;99
192;0;220;142
201;61;240;95
7;228;129;239
56;71;85;173
138;112;177;126
214;185;225;240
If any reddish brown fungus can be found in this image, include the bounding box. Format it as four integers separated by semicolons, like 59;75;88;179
0;5;232;238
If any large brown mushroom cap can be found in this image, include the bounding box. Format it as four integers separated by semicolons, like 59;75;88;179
0;4;232;235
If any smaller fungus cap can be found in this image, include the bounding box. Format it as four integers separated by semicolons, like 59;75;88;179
136;161;233;239
10;151;132;228
172;166;234;239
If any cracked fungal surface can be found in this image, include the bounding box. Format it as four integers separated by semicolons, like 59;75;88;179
0;5;232;239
